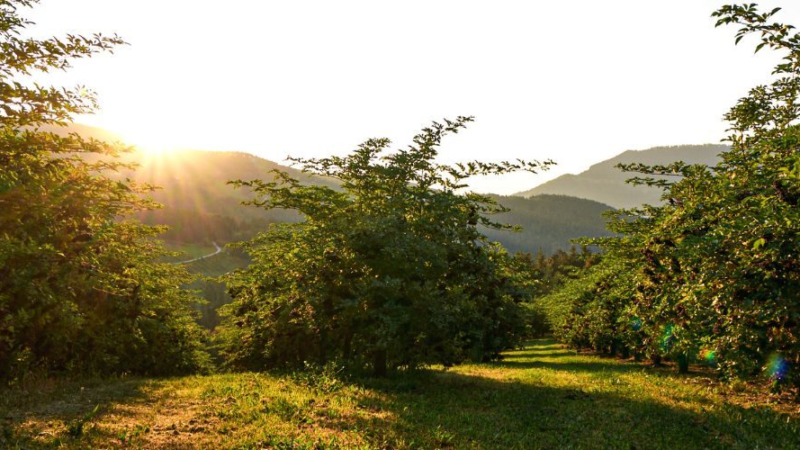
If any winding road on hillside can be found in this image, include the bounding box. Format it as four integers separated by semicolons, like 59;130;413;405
177;241;222;264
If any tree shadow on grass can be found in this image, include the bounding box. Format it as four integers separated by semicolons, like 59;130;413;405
492;340;682;378
0;377;156;448
347;370;800;449
489;358;653;375
504;349;576;358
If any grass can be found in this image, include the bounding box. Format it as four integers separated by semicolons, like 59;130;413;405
2;339;799;448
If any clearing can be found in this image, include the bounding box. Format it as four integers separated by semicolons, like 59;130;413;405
2;339;798;448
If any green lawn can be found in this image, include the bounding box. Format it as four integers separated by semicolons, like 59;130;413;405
2;340;798;448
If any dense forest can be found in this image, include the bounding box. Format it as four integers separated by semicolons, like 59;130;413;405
2;1;800;447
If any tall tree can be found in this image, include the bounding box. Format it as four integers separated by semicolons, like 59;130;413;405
0;0;208;379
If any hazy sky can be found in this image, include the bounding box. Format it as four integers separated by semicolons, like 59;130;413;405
26;1;798;194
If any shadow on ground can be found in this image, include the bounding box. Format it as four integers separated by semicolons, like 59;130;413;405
1;378;152;447
347;340;800;449
2;340;798;448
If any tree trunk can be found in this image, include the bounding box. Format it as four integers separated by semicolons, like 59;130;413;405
373;349;387;377
343;332;353;362
677;353;689;374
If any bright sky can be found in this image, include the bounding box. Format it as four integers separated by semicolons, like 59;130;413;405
27;1;798;194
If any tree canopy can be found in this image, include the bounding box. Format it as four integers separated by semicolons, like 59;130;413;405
538;3;800;393
219;117;552;375
0;0;208;379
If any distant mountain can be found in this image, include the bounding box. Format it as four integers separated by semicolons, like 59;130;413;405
39;123;338;241
35;122;124;143
127;149;337;219
51;123;614;254
516;144;728;209
485;195;614;255
126;152;612;254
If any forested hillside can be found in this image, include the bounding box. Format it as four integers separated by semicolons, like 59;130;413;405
483;194;613;254
39;124;329;243
131;155;614;254
43;123;614;254
517;144;727;208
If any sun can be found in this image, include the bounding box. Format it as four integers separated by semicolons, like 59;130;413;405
119;127;182;157
134;143;178;157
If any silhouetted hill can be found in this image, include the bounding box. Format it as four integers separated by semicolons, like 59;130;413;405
35;122;124;143
516;144;728;209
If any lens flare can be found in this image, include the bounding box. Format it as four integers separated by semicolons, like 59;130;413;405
766;353;789;381
699;349;716;366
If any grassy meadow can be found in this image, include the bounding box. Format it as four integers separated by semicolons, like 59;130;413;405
2;339;798;449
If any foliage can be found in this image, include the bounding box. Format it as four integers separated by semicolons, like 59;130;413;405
538;258;640;357
0;0;209;379
515;245;601;338
549;3;800;392
526;244;601;298
219;117;552;375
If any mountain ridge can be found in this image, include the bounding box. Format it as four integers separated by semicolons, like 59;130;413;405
51;123;616;254
516;144;729;209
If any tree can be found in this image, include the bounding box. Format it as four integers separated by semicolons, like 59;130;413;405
0;0;209;379
550;3;800;392
218;117;552;375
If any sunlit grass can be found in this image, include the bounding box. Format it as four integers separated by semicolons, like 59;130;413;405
2;340;798;448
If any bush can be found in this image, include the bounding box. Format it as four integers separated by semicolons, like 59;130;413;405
218;118;550;375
